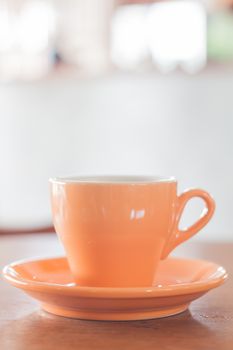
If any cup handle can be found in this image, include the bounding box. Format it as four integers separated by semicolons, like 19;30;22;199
161;189;215;259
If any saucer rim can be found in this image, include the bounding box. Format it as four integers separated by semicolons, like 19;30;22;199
2;256;228;299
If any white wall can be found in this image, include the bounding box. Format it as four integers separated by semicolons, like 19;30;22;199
0;69;232;240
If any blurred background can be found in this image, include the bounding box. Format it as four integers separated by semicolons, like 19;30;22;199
0;0;232;241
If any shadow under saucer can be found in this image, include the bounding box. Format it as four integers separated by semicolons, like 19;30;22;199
0;307;227;350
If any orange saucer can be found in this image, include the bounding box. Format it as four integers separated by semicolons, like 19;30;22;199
3;257;227;321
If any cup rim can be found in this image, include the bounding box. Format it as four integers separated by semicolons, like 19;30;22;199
49;175;176;185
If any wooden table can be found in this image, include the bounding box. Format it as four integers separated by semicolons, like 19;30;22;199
0;233;232;350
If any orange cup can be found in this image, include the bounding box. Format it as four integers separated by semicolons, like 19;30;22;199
50;176;215;287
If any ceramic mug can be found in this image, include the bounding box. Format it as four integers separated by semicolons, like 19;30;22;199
50;176;215;287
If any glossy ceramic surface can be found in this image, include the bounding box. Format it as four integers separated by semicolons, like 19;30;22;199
50;176;215;287
3;256;227;321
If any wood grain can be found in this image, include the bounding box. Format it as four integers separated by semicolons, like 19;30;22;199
0;234;232;350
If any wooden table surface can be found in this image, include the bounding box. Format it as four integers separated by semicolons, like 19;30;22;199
0;233;232;350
